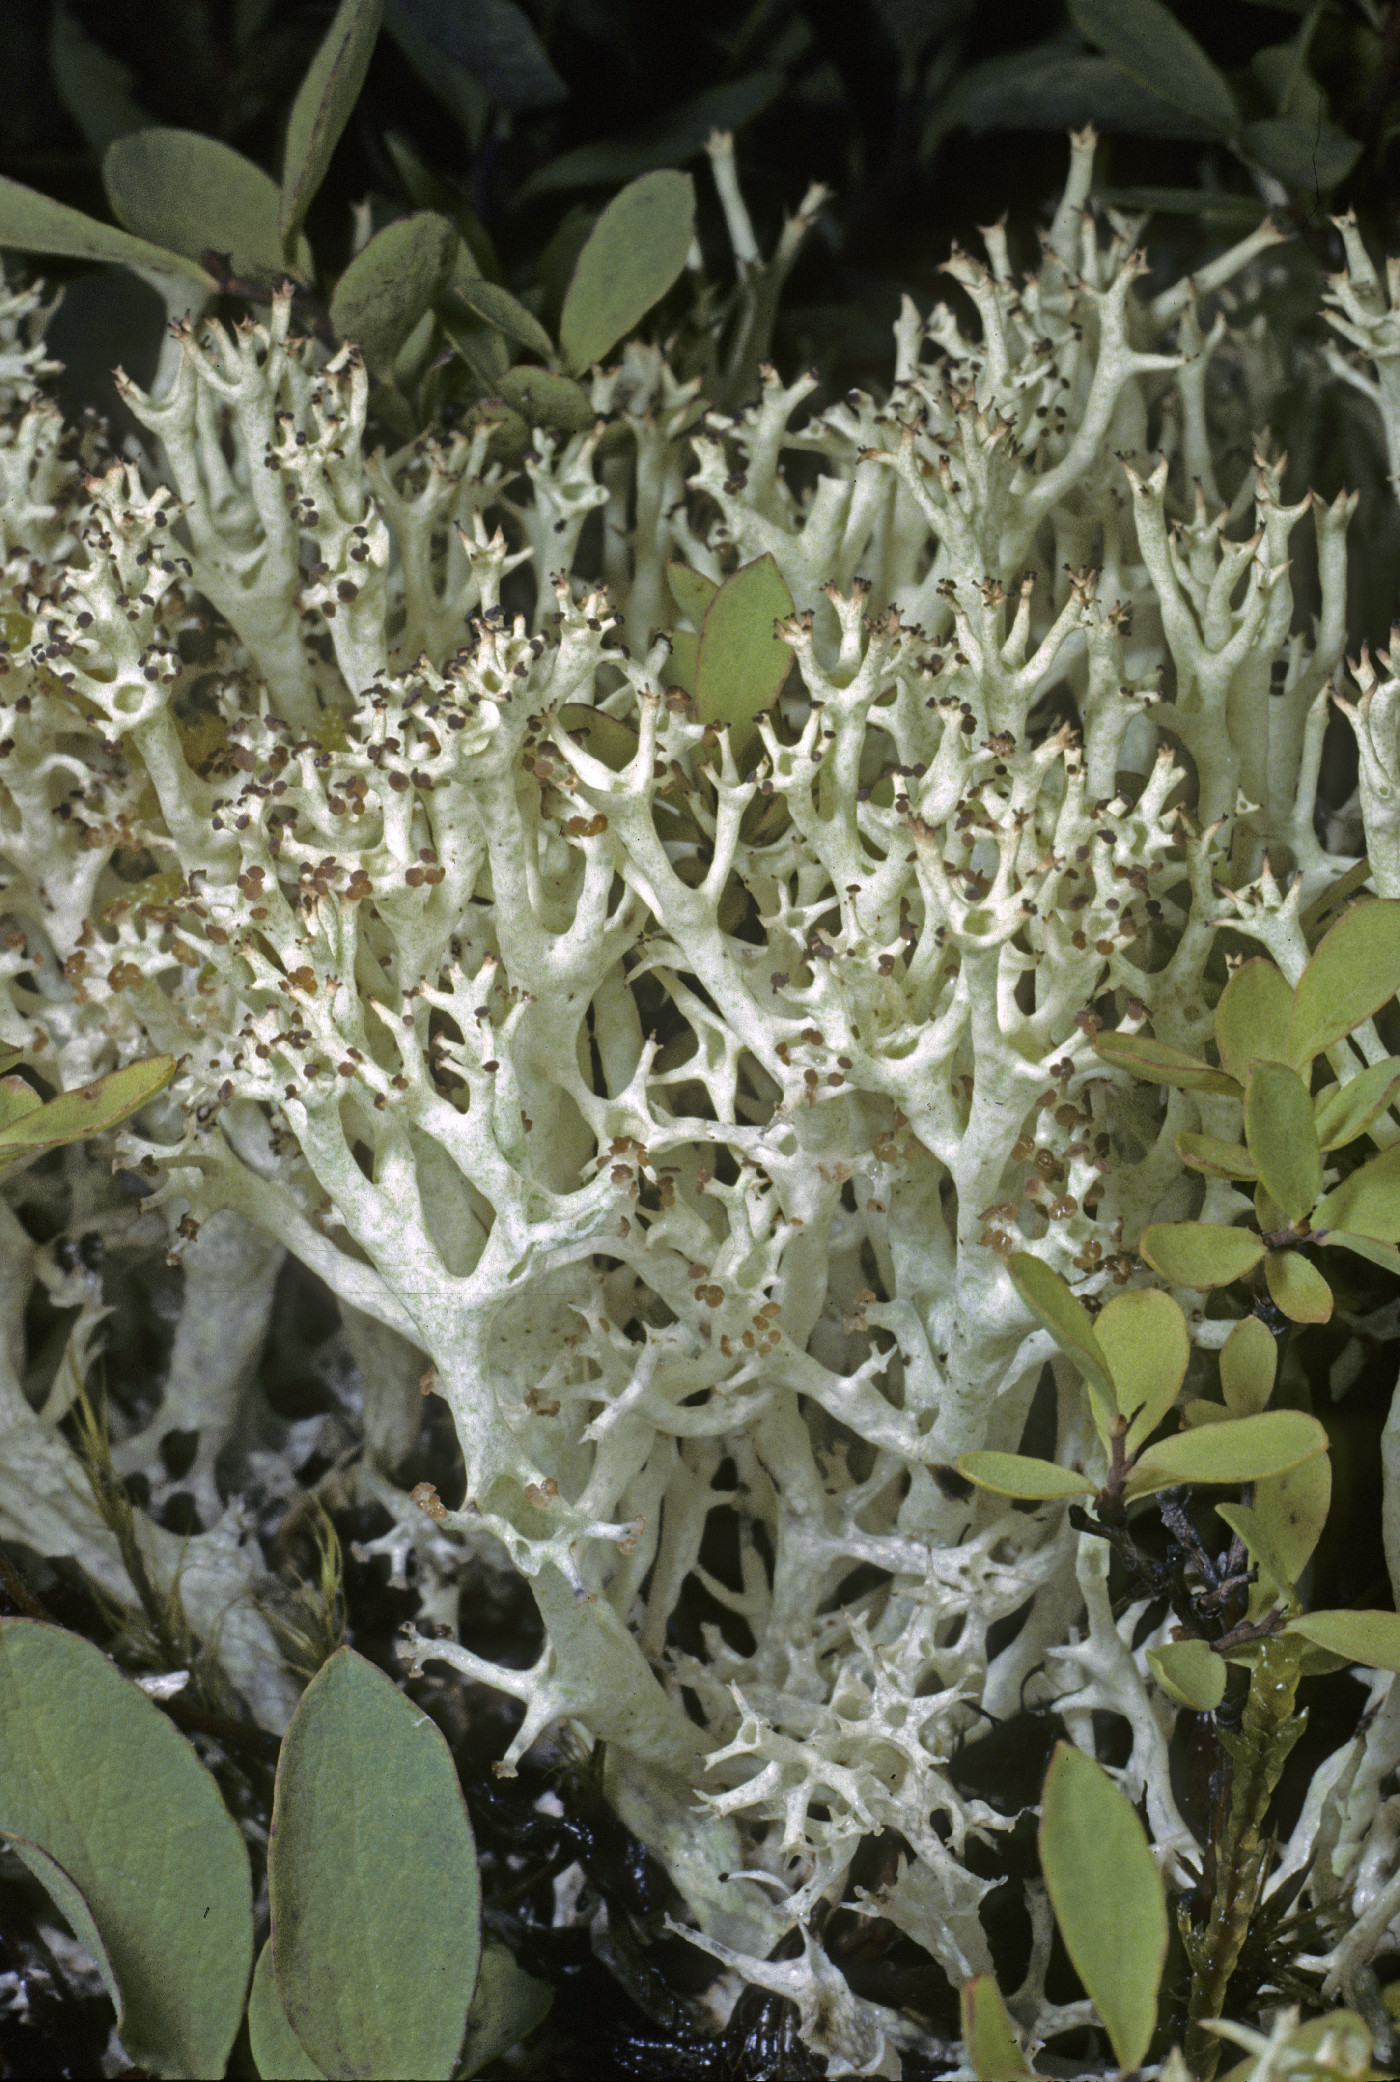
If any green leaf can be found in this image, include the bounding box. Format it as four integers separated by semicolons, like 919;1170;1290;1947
0;1054;175;1170
49;3;154;157
694;554;796;732
1245;1061;1322;1223
1175;1131;1257;1181
1124;1409;1328;1500
1006;1253;1117;1415
0;1076;42;1133
1254;1452;1332;1587
459;1943;553;2078
1146;1637;1227;1711
104;130;312;286
1139;1222;1265;1288
279;0;382;250
269;1646;481;2081
1242;113;1361;194
248;1940;326;2080
1094;1287;1189;1453
0;172;212;286
1214;1501;1297;1597
1219;1314;1276;1416
1182;1397;1233;1427
1092;1029;1240;1096
559;169;695;374
1068;0;1239;135
494;365;595;433
386;0;563;114
0;1619;252;2079
1039;1743;1167;2070
519;72;783;197
1313;1141;1400;1243
956;1452;1096;1500
330;212;456;378
1288;1608;1400;1673
558;705;639;773
1263;1249;1333;1324
925;48;1226;150
1320;1228;1400;1273
960;1973;1034;2081
1288;898;1400;1068
1215;957;1293;1085
667;559;719;627
1313;1059;1400;1149
444;268;556;365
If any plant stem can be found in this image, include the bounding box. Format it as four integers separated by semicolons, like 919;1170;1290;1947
1182;1637;1307;2079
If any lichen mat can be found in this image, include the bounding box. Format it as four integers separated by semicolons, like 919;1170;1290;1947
3;128;1400;2071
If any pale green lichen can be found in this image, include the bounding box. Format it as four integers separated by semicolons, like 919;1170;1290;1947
0;135;1397;2067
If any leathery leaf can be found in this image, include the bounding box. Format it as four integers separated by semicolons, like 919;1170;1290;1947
269;1646;481;2080
1124;1409;1328;1500
1288;897;1400;1067
960;1972;1034;2079
1219;1314;1276;1415
0;1619;252;2079
1039;1743;1166;2070
1093;1286;1189;1453
1244;1061;1322;1224
693;553;796;731
1214;957;1292;1085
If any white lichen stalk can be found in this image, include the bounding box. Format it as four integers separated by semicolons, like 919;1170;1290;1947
0;136;1398;2061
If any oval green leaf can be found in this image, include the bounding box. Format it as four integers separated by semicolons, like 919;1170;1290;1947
1263;1249;1333;1325
1124;1409;1328;1500
960;1972;1033;2081
280;0;383;249
445;273;556;366
1313;1059;1400;1151
1146;1637;1227;1711
1288;1608;1400;1673
1219;1314;1276;1417
1094;1286;1189;1452
0;172;212;285
105;130;312;286
1092;1029;1240;1095
1039;1742;1167;2070
1139;1222;1265;1289
559;168;695;373
495;364;595;433
694;553;796;731
1006;1252;1117;1413
248;1940;326;2080
667;558;719;627
1254;1452;1332;1588
331;211;457;378
956;1451;1095;1500
1320;1228;1400;1274
1245;1061;1322;1223
1213;1501;1296;1597
1069;0;1238;133
0;1053;176;1166
0;1618;253;2080
1175;1130;1257;1181
1313;1141;1400;1243
0;1075;42;1132
269;1646;481;2081
1214;958;1293;1086
1288;898;1400;1068
460;1943;553;2079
